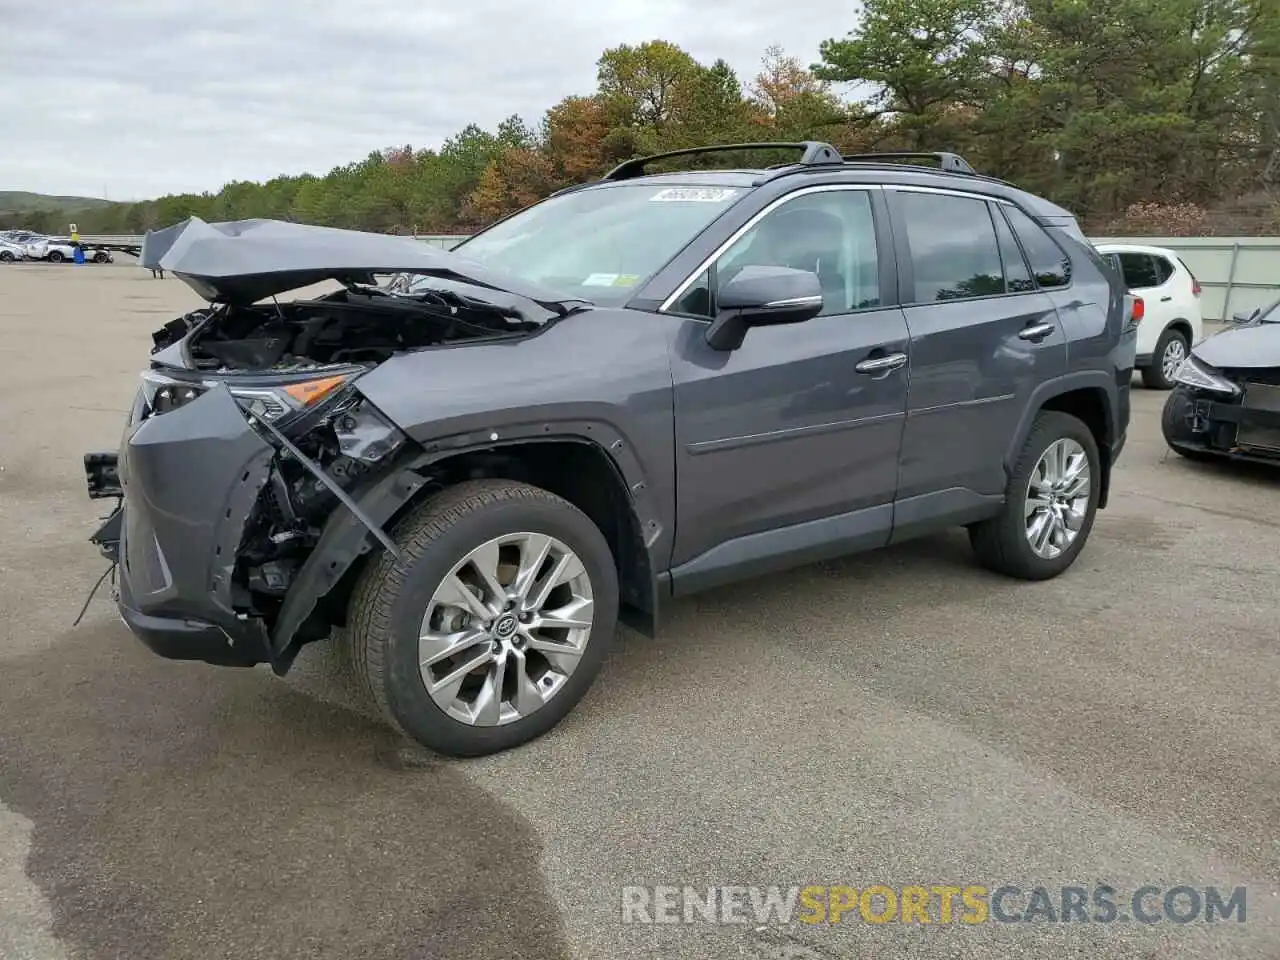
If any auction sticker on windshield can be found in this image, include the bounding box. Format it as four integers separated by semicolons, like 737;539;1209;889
649;187;739;203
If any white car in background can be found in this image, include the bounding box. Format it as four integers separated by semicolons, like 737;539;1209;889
20;235;114;264
0;239;27;262
1094;242;1204;389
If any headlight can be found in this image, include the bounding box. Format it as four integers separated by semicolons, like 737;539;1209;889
1172;356;1239;396
139;370;354;422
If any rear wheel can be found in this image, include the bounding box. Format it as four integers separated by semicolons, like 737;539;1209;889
0;251;13;263
1142;327;1188;390
93;251;109;263
969;411;1100;580
347;479;619;757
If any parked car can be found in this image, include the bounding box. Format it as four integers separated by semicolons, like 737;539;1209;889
82;143;1135;757
0;238;27;262
1162;297;1280;464
1093;243;1204;390
27;237;114;263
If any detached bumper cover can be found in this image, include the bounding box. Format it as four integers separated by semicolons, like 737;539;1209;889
91;384;277;666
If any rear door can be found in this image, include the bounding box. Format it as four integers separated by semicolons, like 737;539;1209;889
886;187;1067;525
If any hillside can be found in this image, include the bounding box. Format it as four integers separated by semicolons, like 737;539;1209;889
0;191;114;215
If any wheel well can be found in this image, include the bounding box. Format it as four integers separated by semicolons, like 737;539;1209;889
1039;387;1113;507
1166;319;1193;342
322;440;654;634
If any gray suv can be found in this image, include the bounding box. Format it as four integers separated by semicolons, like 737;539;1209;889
83;142;1135;756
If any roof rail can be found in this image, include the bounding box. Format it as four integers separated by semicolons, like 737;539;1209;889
603;141;843;181
841;151;977;175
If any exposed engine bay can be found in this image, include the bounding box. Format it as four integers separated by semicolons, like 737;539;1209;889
152;284;545;371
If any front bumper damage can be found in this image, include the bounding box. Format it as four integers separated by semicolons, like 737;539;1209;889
83;382;425;673
1163;383;1280;464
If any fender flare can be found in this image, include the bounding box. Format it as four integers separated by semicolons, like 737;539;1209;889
1003;371;1119;508
268;422;663;672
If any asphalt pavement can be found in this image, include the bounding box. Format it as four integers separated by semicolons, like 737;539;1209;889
1;264;1277;959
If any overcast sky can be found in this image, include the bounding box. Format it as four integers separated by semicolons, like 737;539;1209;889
0;1;857;201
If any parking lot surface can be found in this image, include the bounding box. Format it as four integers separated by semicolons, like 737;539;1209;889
1;263;1277;959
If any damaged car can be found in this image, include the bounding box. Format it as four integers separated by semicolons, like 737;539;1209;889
84;142;1134;757
1162;298;1280;464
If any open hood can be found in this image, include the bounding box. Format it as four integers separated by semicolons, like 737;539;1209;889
1192;320;1280;370
150;217;578;309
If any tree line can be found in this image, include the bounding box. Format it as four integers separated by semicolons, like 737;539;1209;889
8;0;1279;239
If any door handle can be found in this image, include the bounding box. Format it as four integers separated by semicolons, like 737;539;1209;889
854;352;907;374
1018;322;1055;342
1160;295;1173;302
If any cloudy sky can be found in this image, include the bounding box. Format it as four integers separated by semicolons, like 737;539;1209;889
1;1;857;201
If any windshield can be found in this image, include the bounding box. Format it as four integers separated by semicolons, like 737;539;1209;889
1257;299;1280;323
448;183;746;305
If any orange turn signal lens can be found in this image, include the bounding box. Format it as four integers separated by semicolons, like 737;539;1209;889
281;374;350;407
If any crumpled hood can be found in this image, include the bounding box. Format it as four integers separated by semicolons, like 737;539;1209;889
1192;321;1280;370
146;217;575;308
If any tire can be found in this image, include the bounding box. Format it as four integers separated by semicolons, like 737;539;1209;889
347;478;619;757
0;251;13;263
47;250;64;263
968;411;1101;581
1141;327;1189;390
93;251;109;263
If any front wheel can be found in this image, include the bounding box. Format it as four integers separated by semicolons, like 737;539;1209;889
969;411;1101;580
1142;327;1188;390
93;251;109;263
347;479;619;757
46;250;64;263
0;251;13;263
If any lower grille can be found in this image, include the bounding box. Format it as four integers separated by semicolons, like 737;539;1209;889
1238;382;1280;452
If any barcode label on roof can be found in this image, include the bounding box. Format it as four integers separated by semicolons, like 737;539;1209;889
649;188;738;203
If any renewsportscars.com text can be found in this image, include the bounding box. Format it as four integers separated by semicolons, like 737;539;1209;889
621;884;1247;925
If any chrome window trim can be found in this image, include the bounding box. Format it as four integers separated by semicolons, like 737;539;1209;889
888;184;1012;205
658;183;879;313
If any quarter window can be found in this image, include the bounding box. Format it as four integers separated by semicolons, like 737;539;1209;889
899;192;1005;302
670;189;881;319
1002;206;1071;288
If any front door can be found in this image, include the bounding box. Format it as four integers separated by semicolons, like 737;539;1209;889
661;185;910;589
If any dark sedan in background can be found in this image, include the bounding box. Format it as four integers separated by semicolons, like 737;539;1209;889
1162;298;1280;464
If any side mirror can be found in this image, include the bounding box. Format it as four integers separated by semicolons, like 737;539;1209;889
705;265;824;351
1231;309;1258;325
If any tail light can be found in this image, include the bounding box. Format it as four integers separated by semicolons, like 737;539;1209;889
1131;296;1145;323
1180;258;1201;296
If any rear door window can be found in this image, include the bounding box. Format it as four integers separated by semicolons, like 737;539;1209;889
898;192;1005;302
990;203;1036;292
1115;252;1160;289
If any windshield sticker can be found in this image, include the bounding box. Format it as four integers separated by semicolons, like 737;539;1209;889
649;187;738;203
583;273;620;286
613;274;641;287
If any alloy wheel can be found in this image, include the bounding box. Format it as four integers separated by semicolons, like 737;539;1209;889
1024;438;1091;560
1161;337;1187;383
418;532;594;726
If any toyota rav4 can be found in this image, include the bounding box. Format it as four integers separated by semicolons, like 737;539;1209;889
82;142;1136;756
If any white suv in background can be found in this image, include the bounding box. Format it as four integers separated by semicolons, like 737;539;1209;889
1094;243;1204;389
